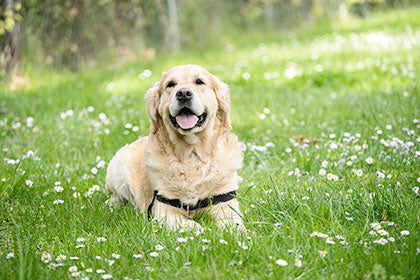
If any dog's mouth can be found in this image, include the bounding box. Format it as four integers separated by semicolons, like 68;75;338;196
170;108;207;131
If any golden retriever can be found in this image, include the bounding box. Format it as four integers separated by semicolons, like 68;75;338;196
105;64;244;230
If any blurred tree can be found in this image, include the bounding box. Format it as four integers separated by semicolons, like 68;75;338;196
0;0;417;75
1;1;22;76
167;0;180;49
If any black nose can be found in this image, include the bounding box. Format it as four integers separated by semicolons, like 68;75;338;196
176;88;193;102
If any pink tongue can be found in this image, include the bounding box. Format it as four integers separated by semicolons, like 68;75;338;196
175;114;199;129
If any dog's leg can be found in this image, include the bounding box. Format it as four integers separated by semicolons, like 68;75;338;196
105;192;126;207
153;201;202;230
105;144;136;208
209;198;245;231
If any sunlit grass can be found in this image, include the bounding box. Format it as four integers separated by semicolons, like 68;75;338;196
1;6;419;280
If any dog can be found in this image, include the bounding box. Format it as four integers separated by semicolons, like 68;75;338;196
105;64;244;230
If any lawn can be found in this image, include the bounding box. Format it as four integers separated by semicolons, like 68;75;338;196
1;7;420;280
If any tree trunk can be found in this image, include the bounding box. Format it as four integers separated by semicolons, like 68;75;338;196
166;0;180;50
301;0;313;22
6;0;21;76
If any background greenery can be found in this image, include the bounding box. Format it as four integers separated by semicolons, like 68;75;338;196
0;0;419;75
1;1;420;280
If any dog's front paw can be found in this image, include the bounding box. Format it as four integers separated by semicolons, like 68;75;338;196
105;194;125;208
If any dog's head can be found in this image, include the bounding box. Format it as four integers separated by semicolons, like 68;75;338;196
145;65;231;139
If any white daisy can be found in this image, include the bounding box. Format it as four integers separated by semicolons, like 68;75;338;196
275;259;288;266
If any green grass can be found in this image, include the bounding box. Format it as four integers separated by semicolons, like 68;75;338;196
1;7;420;279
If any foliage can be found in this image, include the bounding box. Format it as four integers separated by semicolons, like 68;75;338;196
0;0;418;72
0;1;23;77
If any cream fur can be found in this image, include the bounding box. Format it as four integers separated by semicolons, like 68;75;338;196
105;65;244;230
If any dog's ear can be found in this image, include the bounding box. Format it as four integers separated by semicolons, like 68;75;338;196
144;83;161;134
213;76;232;130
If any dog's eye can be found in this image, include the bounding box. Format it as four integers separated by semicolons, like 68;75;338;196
195;79;204;85
167;81;175;88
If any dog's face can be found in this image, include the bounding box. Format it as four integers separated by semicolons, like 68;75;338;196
145;65;231;137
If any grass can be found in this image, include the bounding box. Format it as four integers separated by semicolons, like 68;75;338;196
1;7;420;280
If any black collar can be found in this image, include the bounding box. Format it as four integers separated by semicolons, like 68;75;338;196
147;190;236;219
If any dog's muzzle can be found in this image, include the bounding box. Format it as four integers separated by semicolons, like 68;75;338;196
169;88;207;130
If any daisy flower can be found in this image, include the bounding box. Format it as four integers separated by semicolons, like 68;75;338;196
41;252;51;263
111;253;120;259
149;252;159;257
374;238;388;245
355;169;363;177
294;259;302;267
102;275;112;279
377;171;385;178
388;237;395;242
76;237;85;242
238;241;248;250
365;157;374;164
54;186;64;192
96;269;105;274
202;239;210;243
55;254;66;261
377;230;388;236
219;239;228;245
145;266;154;272
73;192;81;198
321;161;328;168
133;254;143;258
318;233;329;238
326;238;335;245
97;237;107;242
71;272;80;277
155;245;164;251
53;199;64;205
25;180;33;187
86;268;93;272
370;222;381;230
48;263;56;269
319;169;326;176
319;250;328;257
275;259;288;266
6;252;14;259
177;237;187;243
401;230;410;236
330;143;338;149
69;266;78;272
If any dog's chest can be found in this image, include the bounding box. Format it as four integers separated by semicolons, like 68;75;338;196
154;152;232;199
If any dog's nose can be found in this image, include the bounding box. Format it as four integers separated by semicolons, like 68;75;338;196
176;88;193;102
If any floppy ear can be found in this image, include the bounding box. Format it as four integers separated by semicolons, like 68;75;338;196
213;77;232;130
144;83;161;134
